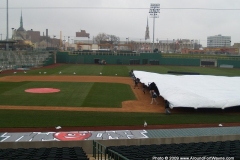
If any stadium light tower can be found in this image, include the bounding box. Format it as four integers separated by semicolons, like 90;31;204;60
149;3;160;52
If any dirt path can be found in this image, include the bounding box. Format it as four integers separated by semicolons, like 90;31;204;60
0;76;164;113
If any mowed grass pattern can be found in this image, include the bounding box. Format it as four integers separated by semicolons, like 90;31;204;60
4;64;240;77
0;82;135;107
0;64;240;127
0;110;240;128
82;83;135;107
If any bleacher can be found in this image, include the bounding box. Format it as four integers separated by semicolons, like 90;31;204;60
0;147;89;160
0;140;239;160
0;51;51;70
106;140;240;159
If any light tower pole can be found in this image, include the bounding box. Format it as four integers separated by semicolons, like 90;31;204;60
6;0;9;50
68;36;70;49
63;40;66;51
64;36;65;50
149;3;160;52
126;37;129;44
11;28;14;39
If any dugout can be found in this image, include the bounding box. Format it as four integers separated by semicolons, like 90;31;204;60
129;59;140;65
149;59;159;65
94;59;100;64
200;59;217;67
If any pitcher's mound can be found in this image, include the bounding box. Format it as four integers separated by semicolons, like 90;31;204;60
25;88;60;93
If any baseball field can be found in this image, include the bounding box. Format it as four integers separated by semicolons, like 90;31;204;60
0;64;240;131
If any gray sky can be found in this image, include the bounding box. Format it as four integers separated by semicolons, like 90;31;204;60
1;0;240;47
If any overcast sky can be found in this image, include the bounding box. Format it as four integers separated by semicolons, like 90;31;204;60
1;0;240;47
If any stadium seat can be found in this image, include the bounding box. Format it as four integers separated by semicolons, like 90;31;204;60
0;147;89;160
106;140;240;158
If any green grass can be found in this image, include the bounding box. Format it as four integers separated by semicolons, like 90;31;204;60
4;64;240;77
82;83;135;107
126;65;240;76
0;82;135;107
0;110;240;128
3;64;130;77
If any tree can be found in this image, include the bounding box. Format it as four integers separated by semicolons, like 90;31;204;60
94;33;120;45
107;34;120;45
94;33;108;44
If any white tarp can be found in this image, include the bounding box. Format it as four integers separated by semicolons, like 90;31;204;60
133;70;240;109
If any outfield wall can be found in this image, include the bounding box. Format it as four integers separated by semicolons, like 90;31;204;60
56;52;200;66
160;58;200;66
55;51;240;68
217;59;240;68
56;52;163;65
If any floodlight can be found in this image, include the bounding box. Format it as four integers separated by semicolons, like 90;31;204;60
149;3;160;52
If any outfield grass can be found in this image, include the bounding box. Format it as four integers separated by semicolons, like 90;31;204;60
126;65;240;77
3;64;240;77
0;110;240;128
0;82;135;107
0;64;240;128
3;64;130;77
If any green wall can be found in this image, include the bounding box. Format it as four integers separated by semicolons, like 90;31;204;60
160;58;200;66
217;60;240;68
56;52;162;65
55;51;240;68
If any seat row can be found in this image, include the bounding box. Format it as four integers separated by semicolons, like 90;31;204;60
106;140;240;159
0;146;89;160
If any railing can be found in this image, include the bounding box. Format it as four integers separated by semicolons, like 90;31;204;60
93;140;107;160
107;149;129;160
93;140;129;160
70;51;140;56
161;53;240;60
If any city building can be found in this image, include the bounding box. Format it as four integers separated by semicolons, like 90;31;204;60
207;34;231;47
74;31;90;43
12;11;41;43
232;43;240;54
11;11;60;50
76;30;90;38
157;39;197;53
181;47;239;55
